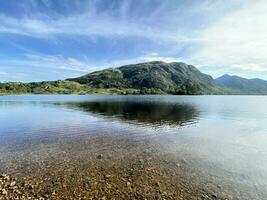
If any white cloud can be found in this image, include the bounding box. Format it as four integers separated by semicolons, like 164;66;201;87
99;52;184;68
0;54;97;81
24;54;91;72
232;63;267;72
138;52;183;63
0;71;25;82
0;15;55;37
191;0;267;78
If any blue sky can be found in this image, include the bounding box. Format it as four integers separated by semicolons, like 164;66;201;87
0;0;266;82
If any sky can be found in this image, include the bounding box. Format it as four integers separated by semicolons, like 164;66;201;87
0;0;267;82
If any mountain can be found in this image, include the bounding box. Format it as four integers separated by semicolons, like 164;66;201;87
215;74;267;94
68;61;224;94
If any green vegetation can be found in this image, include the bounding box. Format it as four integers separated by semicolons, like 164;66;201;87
0;81;88;95
0;81;141;95
1;61;266;95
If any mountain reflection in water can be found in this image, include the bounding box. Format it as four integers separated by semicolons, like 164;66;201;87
64;101;200;127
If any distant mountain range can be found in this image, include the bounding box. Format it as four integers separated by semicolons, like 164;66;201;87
215;74;267;94
1;61;267;95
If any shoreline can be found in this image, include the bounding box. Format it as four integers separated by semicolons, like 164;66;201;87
0;93;266;97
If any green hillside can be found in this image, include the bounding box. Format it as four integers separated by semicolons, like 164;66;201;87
0;81;138;95
68;61;227;94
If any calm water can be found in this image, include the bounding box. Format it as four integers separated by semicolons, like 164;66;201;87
0;95;267;199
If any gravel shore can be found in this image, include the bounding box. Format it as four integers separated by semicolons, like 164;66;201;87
0;134;263;200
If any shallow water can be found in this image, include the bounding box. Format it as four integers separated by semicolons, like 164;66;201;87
0;95;267;199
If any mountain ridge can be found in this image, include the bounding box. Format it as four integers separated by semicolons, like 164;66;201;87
215;74;267;94
67;61;222;94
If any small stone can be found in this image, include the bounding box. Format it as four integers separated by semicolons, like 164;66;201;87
127;181;131;186
201;194;209;199
10;181;16;187
1;188;7;195
105;175;112;178
29;185;34;190
1;174;10;181
106;183;112;189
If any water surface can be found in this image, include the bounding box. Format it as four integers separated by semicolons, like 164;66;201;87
0;95;267;199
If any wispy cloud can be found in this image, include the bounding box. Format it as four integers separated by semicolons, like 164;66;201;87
0;11;186;42
0;15;55;37
0;71;26;82
0;1;219;42
24;54;90;72
191;0;267;78
0;53;96;82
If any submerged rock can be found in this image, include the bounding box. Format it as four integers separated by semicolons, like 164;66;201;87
9;181;16;187
96;154;104;160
